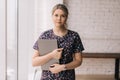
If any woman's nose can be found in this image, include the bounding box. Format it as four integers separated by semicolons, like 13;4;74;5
57;16;61;20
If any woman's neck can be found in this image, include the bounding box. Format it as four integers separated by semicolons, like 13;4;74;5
53;26;68;37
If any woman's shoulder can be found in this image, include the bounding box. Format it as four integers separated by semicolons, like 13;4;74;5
42;29;52;34
68;29;79;35
39;29;52;39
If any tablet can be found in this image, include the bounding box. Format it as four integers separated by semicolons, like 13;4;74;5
38;39;59;70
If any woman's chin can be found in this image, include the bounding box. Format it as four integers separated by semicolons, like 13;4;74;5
55;24;64;27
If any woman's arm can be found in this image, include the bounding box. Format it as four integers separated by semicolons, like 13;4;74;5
32;48;63;67
64;52;82;70
32;50;53;66
49;52;82;73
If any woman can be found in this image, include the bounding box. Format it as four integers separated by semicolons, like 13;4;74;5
32;4;84;80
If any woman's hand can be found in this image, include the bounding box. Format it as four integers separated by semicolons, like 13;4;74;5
50;48;63;59
49;64;65;74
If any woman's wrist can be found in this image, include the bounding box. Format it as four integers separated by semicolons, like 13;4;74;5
62;64;67;71
49;52;54;59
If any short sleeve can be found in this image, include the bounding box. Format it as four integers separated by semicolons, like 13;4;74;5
33;33;45;50
33;30;51;50
33;40;39;50
73;33;84;53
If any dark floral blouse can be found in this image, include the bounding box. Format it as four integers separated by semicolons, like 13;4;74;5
33;29;84;80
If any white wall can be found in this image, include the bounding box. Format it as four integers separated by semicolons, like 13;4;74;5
18;0;35;80
7;0;18;79
0;0;6;79
65;0;120;53
64;0;120;75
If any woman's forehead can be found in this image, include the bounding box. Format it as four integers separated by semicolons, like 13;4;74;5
53;9;66;14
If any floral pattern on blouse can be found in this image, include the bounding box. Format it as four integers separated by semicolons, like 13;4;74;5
33;29;84;80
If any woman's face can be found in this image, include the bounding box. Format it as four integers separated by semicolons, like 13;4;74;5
52;9;67;27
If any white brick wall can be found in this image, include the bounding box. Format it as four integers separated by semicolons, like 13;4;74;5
75;58;115;75
64;0;120;75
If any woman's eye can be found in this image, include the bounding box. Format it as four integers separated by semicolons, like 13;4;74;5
55;14;58;17
61;15;65;17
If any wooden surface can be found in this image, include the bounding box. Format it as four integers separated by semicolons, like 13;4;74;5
76;75;114;80
79;53;120;80
82;53;120;58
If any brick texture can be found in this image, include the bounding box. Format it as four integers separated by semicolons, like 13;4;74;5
64;0;120;75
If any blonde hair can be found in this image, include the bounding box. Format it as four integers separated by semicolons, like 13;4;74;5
52;4;69;18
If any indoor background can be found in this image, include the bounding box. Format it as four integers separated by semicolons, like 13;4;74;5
0;0;120;80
